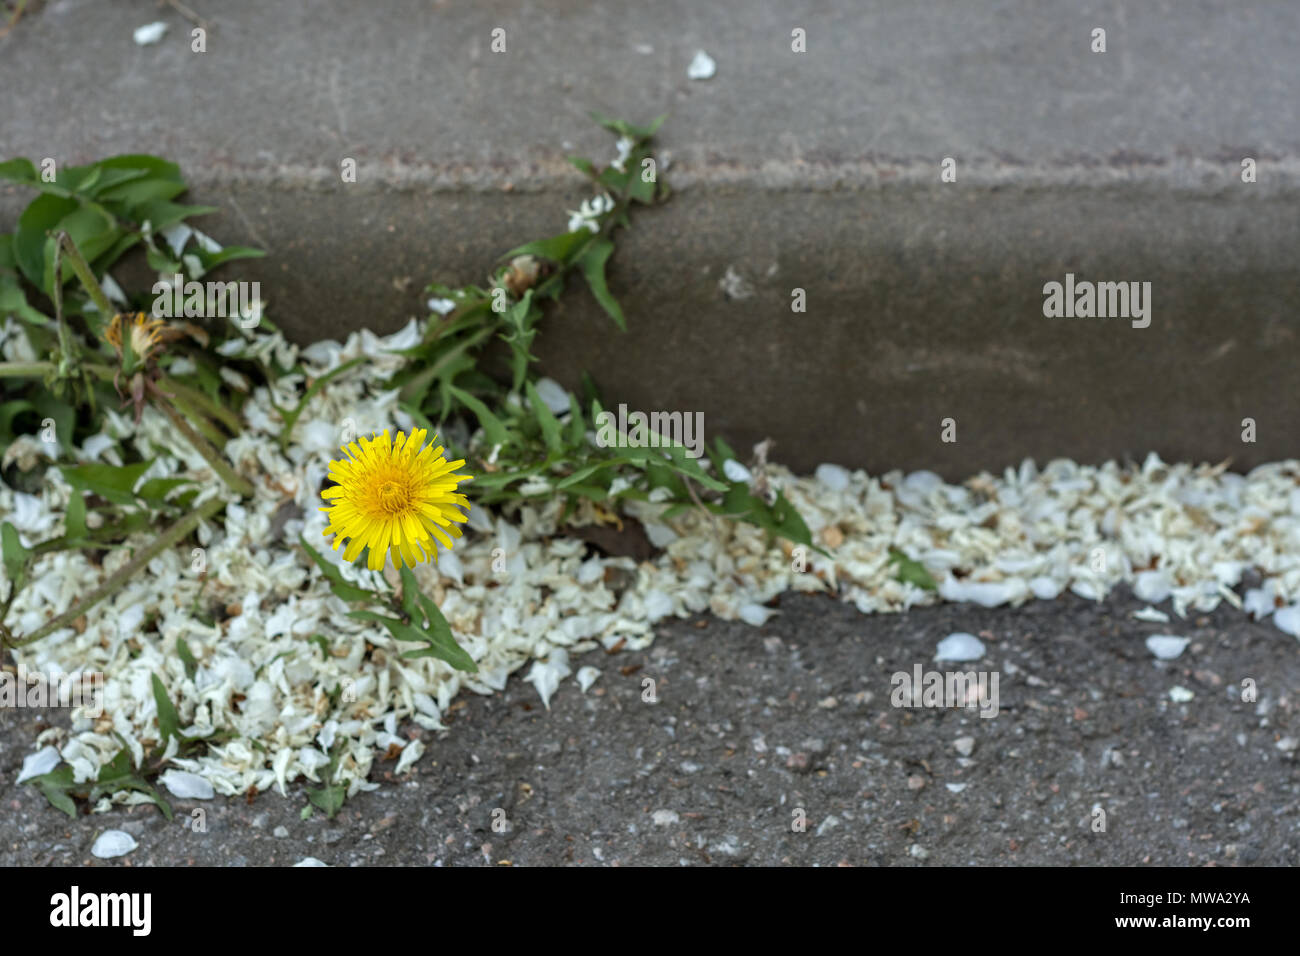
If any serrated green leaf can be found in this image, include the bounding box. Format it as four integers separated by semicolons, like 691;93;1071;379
176;637;199;680
0;158;39;186
525;381;563;454
64;492;87;541
499;229;591;266
59;460;152;506
151;674;182;745
2;521;27;591
136;476;194;505
14;193;77;288
576;238;624;330
29;765;79;819
446;384;510;448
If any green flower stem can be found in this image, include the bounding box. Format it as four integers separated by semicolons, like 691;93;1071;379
168;391;230;448
55;231;116;326
151;390;255;498
157;375;242;435
0;361;114;380
2;496;226;650
0;361;55;378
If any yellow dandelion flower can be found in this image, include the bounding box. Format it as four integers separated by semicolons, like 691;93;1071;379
320;428;472;571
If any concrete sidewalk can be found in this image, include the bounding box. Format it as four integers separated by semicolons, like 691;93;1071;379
2;592;1296;866
3;0;1299;473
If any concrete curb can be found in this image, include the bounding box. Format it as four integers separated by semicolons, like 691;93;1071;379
3;0;1298;473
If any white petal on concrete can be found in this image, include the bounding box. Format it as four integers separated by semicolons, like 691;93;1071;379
1274;604;1300;636
939;577;1025;608
159;769;215;799
91;830;138;859
1132;606;1170;623
395;739;425;775
132;21;167;45
687;50;716;80
293;857;329;867
1243;587;1275;619
524;649;572;709
1145;635;1189;660
814;463;850;492
16;746;61;784
1029;576;1063;600
935;632;986;662
576;666;601;692
644;589;674;622
738;603;776;627
1169;686;1195;703
1133;570;1171;604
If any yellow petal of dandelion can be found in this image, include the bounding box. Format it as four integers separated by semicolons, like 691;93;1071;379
319;428;473;571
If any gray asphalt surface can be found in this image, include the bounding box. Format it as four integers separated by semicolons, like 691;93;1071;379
3;590;1297;866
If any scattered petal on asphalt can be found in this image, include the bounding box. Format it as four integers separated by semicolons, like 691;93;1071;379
1145;635;1189;660
935;632;986;662
91;830;138;859
16;746;61;784
132;22;167;45
1273;604;1300;636
1132;606;1170;623
159;770;215;799
687;50;716;79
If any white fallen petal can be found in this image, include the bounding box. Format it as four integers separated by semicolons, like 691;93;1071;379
814;463;850;492
159;769;215;799
133;21;167;45
1132;606;1170;623
687;50;716;80
738;603;776;627
1273;605;1300;636
17;746;61;784
1145;635;1189;660
524;649;571;709
935;632;986;662
722;459;752;483
91;830;138;859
